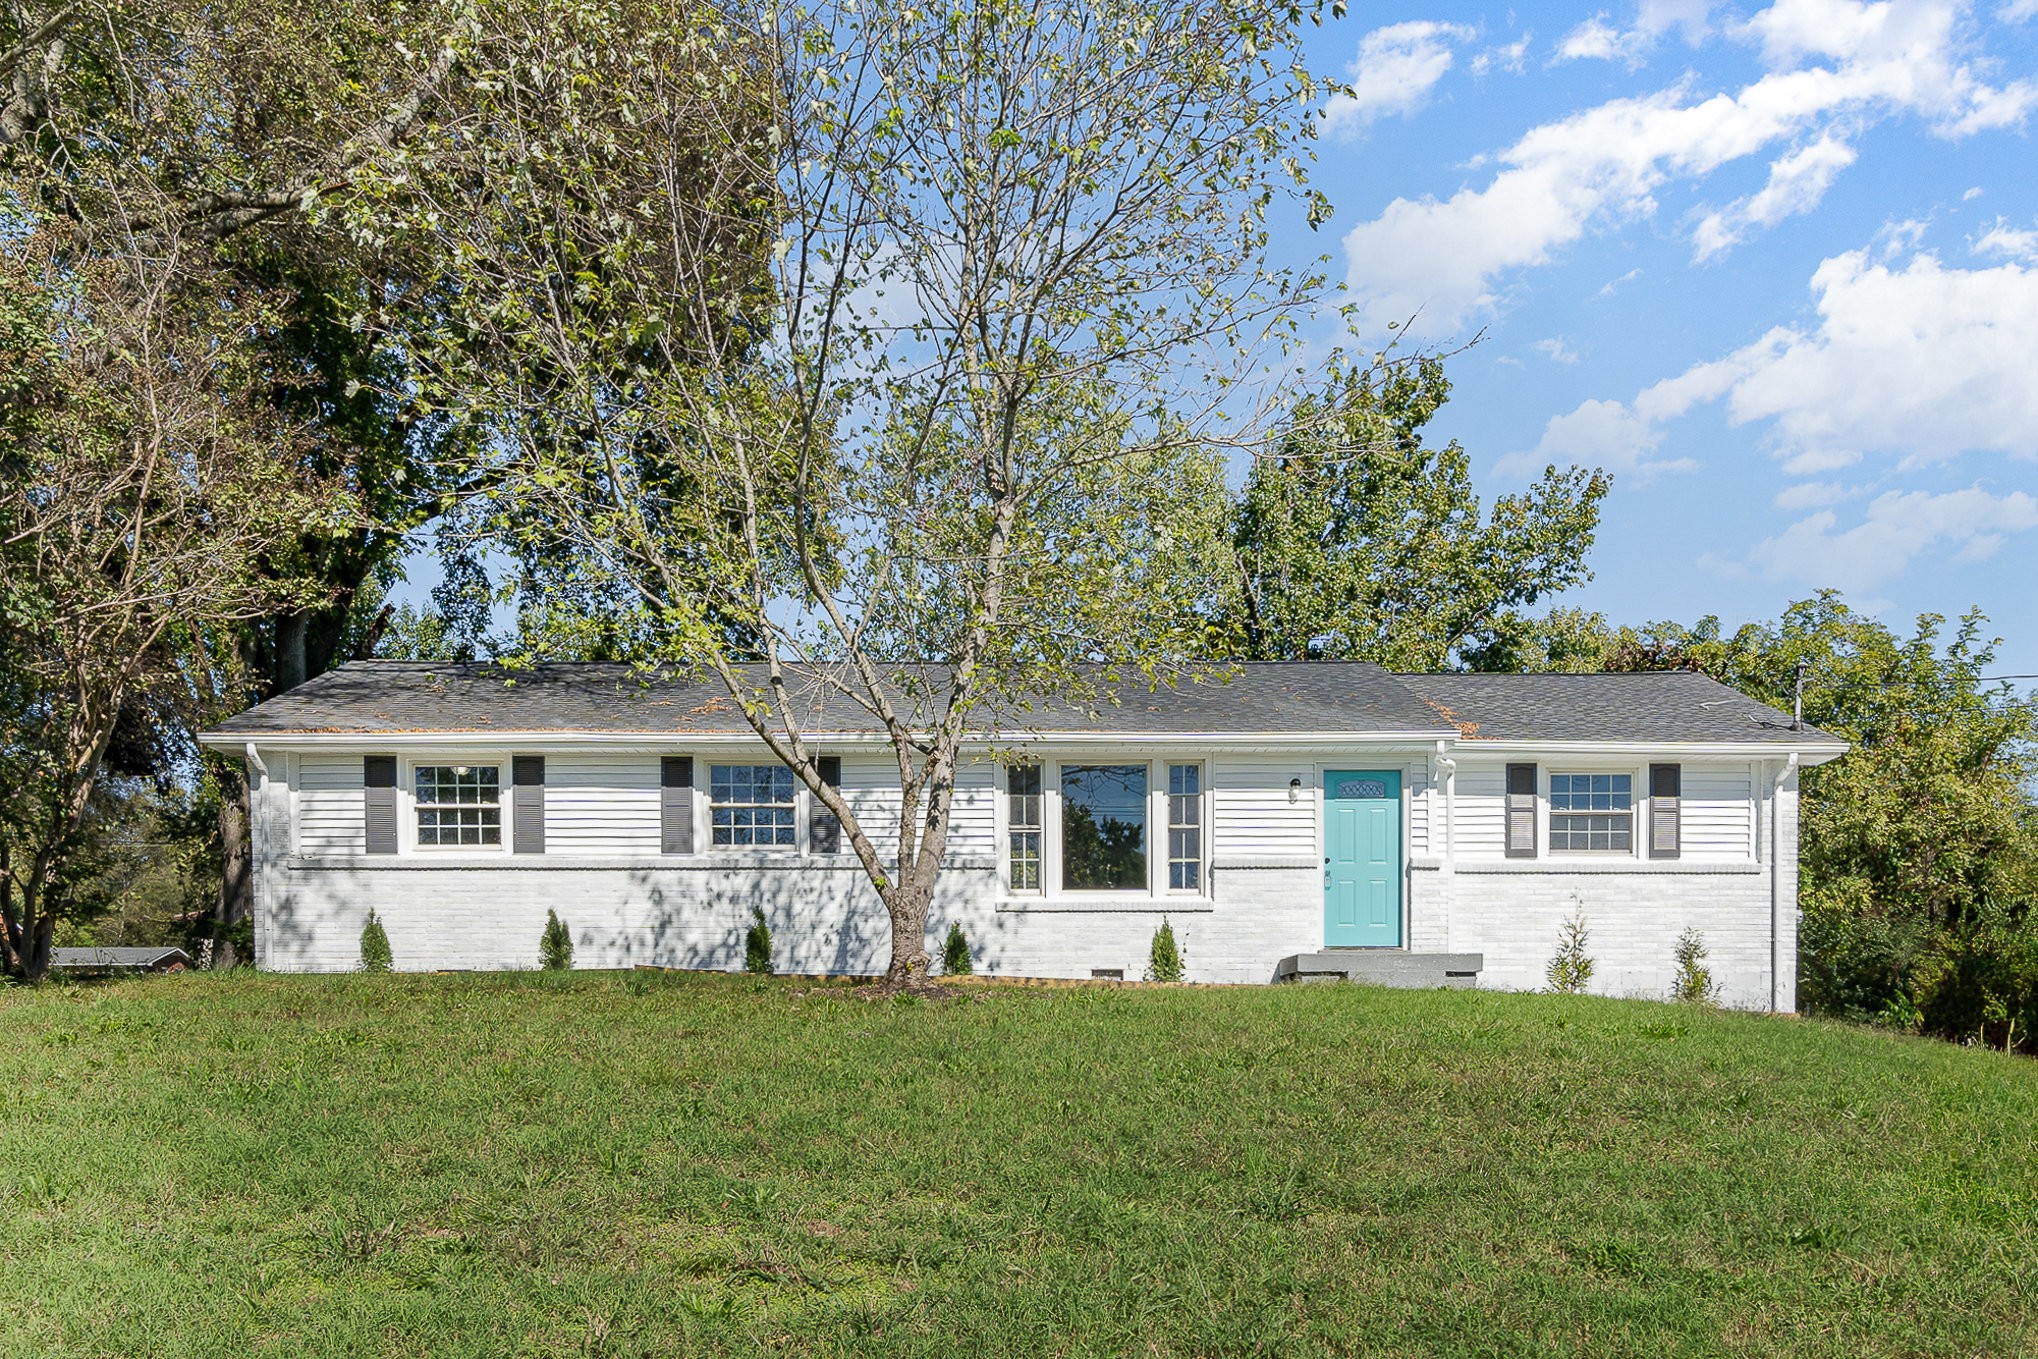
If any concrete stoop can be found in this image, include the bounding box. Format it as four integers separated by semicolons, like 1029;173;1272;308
1274;950;1484;988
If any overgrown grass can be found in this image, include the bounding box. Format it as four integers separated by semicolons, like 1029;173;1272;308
2;971;2035;1356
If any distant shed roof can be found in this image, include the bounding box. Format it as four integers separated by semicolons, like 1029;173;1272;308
200;659;1844;749
49;947;192;972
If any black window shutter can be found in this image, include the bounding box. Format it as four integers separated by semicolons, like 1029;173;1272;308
1505;763;1538;859
513;756;546;855
1650;763;1682;859
810;755;843;854
364;755;398;855
661;756;694;855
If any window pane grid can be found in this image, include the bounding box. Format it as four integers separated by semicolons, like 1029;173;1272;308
414;766;501;847
1008;764;1042;891
1167;763;1202;891
1549;773;1633;853
709;765;797;848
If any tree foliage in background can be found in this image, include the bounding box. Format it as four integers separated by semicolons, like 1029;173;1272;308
366;0;1347;988
0;228;339;979
1226;355;1609;668
1480;594;2038;1039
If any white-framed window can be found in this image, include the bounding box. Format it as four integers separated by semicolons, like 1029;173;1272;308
1166;762;1204;891
413;763;503;848
709;764;798;849
1059;762;1149;891
1549;772;1634;853
1007;762;1043;891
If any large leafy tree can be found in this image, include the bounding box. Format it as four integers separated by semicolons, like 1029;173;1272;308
1;0;775;955
1225;355;1610;668
366;0;1342;988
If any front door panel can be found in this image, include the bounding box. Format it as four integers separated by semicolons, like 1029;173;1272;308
1324;770;1402;947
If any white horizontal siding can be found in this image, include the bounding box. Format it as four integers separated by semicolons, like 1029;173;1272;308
297;755;364;854
948;760;997;860
819;754;995;861
1682;765;1753;859
1409;762;1432;857
544;753;660;855
1211;756;1314;859
1454;763;1506;858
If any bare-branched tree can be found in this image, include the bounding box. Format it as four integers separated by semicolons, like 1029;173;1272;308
355;0;1343;988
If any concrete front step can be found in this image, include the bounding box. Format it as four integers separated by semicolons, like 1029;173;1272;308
1274;950;1484;988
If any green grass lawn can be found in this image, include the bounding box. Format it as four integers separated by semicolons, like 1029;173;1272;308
3;972;2036;1357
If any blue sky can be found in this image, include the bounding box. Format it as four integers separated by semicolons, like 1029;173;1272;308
397;0;2037;676
1287;0;2038;674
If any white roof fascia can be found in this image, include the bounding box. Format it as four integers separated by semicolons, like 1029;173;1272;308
1450;738;1847;765
199;728;1462;751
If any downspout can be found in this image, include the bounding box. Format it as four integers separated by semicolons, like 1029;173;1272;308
1434;740;1458;951
1770;753;1798;1012
244;742;269;780
1432;740;1457;876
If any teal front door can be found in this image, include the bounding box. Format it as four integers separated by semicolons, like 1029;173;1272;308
1324;770;1402;947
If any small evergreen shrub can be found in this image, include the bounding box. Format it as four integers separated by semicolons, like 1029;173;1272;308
359;909;392;973
1146;918;1184;983
1671;926;1717;1004
1545;907;1593;995
540;910;574;971
744;908;774;975
942;922;973;976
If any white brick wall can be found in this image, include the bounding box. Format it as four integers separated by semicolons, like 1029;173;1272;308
249;744;1806;1008
1411;864;1776;1009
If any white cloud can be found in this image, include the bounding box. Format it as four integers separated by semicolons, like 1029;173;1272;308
1499;397;1698;478
1517;245;2038;480
1323;22;1477;135
1964;185;1985;200
1597;267;1645;296
1470;35;1531;76
2007;0;2038;19
1531;336;1583;363
1748;487;2038;590
1693;134;1858;258
1558;1;1715;64
1341;0;2037;334
1558;16;1631;62
1973;216;2038;260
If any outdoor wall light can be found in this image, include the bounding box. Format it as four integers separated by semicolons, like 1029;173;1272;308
1289;776;1303;802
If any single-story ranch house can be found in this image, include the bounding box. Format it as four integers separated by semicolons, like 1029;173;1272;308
199;661;1846;1009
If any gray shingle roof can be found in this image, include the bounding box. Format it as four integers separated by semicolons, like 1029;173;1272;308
1400;671;1844;745
204;660;1455;738
202;660;1844;747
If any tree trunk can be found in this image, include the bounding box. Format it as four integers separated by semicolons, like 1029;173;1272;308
882;881;934;989
25;910;52;982
215;761;251;968
273;612;309;692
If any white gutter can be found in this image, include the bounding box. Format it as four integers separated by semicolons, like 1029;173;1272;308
1441;738;1847;762
1771;752;1798;1012
197;729;1465;752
